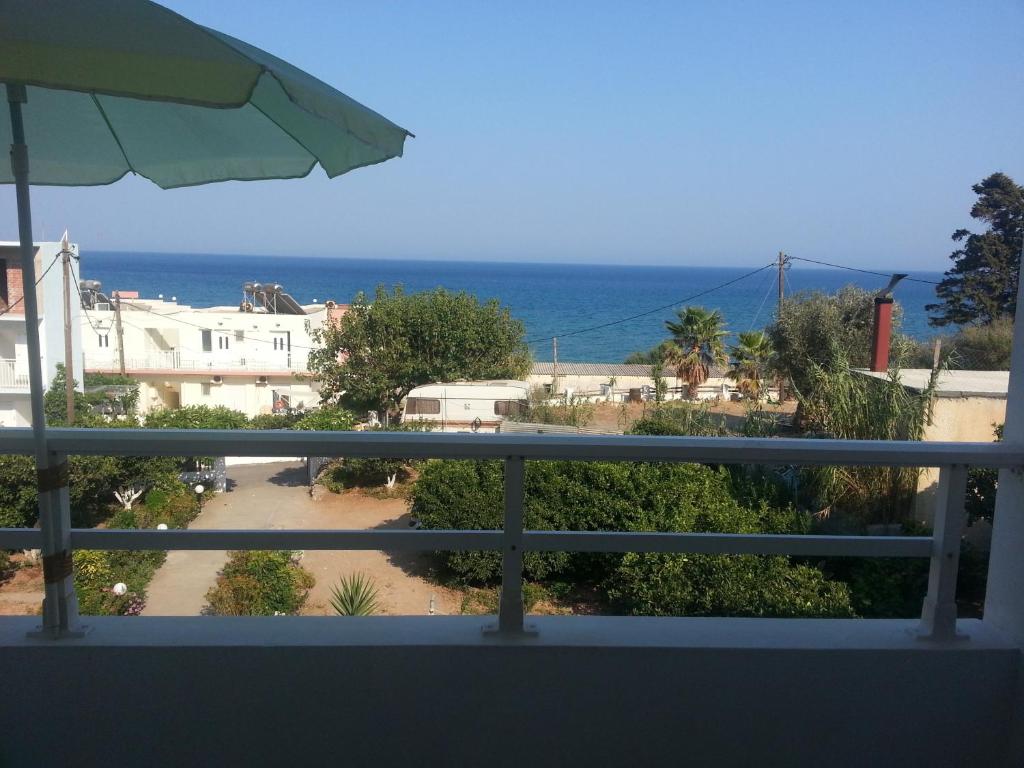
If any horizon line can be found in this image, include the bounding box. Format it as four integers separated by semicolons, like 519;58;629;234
81;248;947;276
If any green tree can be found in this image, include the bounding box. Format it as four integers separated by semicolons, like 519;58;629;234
44;364;93;426
726;330;774;398
307;286;531;415
767;285;902;399
927;172;1024;326
664;306;727;397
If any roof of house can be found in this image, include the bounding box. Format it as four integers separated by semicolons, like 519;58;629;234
854;368;1009;399
530;362;729;378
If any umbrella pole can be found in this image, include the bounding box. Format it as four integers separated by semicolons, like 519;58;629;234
7;84;83;638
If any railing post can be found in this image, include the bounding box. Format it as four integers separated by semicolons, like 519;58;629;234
919;464;968;641
491;455;532;636
29;450;85;639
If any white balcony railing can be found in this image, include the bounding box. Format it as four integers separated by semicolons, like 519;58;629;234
83;351;300;373
0;428;1020;640
0;358;29;389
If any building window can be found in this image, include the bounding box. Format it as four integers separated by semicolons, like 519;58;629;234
234;330;244;342
405;397;440;415
494;399;526;417
201;330;212;352
0;258;7;307
97;334;109;348
201;383;211;396
218;335;229;350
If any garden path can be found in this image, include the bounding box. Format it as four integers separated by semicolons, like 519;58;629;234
142;461;460;616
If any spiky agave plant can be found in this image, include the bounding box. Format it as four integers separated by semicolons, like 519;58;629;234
329;572;380;616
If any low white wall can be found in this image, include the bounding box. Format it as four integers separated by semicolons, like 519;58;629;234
0;616;1018;767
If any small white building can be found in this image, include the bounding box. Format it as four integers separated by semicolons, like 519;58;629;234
528;362;735;402
80;283;345;418
0;240;84;427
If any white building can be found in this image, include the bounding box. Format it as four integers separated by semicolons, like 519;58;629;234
80;283;344;418
528;362;747;402
0;240;83;427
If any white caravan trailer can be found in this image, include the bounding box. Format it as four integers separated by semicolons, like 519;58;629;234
400;380;530;433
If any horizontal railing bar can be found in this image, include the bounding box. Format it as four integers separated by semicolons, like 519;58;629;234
0;528;43;549
0;428;1020;468
523;531;934;557
63;528;932;558
70;529;504;551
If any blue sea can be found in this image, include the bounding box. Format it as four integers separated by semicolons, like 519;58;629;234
80;251;945;363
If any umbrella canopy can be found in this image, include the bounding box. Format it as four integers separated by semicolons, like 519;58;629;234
1;0;411;636
0;0;411;187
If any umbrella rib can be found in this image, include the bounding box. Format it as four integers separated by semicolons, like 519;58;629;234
90;94;136;176
248;98;320;165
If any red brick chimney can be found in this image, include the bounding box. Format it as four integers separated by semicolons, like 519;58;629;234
870;296;894;372
869;274;907;372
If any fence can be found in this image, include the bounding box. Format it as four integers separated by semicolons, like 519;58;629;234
0;428;1020;639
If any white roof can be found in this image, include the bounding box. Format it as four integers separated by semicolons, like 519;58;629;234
855;368;1009;399
408;380;530;398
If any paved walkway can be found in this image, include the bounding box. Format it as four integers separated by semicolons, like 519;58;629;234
142;462;460;616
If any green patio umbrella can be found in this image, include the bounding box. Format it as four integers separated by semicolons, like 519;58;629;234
0;0;410;633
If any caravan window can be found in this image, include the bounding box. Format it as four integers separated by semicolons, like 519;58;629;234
494;399;527;417
406;397;440;415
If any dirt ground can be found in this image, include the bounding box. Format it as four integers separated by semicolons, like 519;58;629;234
586;398;797;433
0;554;42;616
299;486;462;616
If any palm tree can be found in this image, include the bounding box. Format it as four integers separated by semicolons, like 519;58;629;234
727;331;775;399
665;307;727;398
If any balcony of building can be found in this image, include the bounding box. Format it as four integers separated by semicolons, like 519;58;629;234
0;422;1023;766
0;357;29;392
83;350;306;376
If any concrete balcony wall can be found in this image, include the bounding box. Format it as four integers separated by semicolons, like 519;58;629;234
0;616;1018;768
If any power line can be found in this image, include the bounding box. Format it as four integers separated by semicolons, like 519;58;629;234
747;268;778;331
0;251;62;316
788;255;940;285
525;262;776;345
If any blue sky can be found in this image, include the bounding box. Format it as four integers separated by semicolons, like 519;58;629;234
2;0;1022;269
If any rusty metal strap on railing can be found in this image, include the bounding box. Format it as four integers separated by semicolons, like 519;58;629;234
36;460;69;492
42;550;73;584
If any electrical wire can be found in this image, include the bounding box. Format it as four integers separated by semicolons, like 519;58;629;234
524;262;776;344
787;255;940;285
747;269;778;331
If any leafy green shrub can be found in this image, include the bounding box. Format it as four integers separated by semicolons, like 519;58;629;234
611;554;852;617
0;549;12;580
293;408;356;431
330;573;380;615
74;548;163;616
248;413;302;430
412;458;852;617
629;402;727;437
144;405;249;430
0;456;37;528
205;551;314;615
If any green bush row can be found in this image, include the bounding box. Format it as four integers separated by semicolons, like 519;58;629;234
411;459;854;618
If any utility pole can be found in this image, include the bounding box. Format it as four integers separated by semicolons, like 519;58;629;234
777;250;787;309
552;337;559;397
113;291;126;376
776;251;789;403
60;236;75;423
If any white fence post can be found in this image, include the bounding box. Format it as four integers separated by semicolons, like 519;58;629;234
31;450;85;639
496;456;528;635
919;464;969;641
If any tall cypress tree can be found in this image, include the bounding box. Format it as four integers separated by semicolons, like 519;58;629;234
927;172;1024;326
